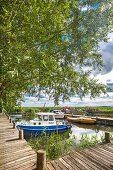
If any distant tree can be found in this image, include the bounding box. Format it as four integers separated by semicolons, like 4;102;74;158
0;0;113;112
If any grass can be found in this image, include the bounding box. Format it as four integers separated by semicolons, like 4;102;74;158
22;107;63;113
21;106;113;118
28;131;73;161
28;131;108;162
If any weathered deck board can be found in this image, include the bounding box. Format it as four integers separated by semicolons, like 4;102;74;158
0;116;37;170
47;143;113;170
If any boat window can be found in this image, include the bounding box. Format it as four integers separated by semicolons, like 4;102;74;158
43;115;48;121
49;115;54;121
38;115;42;121
55;112;59;115
34;122;36;125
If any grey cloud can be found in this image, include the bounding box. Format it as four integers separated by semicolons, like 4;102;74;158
94;37;113;75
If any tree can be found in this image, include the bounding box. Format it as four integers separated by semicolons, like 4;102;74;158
0;0;113;112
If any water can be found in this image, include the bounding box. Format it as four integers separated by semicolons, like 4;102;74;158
21;117;113;140
69;123;113;141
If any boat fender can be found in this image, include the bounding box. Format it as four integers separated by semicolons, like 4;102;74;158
16;125;20;130
64;121;68;125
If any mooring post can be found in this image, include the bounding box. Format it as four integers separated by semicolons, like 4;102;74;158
105;120;107;126
56;123;58;135
37;150;46;170
105;132;110;143
19;129;24;140
13;122;16;129
9;118;12;123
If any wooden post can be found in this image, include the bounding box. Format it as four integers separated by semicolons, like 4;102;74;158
13;122;16;128
9;118;12;123
105;120;107;126
105;132;110;143
56;123;58;135
37;150;46;170
7;115;10;119
19;129;24;140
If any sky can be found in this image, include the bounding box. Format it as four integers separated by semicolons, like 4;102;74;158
21;32;113;108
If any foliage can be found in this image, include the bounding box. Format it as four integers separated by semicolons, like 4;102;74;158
28;131;74;161
78;133;105;149
28;131;106;161
93;107;113;111
22;107;62;113
1;0;113;112
110;133;113;140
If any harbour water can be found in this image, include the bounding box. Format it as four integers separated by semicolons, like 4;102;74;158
69;122;113;141
22;116;113;140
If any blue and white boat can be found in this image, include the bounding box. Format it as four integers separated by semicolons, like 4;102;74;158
16;112;70;135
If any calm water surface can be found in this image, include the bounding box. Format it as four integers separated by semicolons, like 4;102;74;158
70;123;113;141
22;117;113;140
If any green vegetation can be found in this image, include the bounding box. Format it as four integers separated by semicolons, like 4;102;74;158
28;131;73;161
1;0;113;113
22;107;63;113
93;107;113;112
21;106;113;118
28;131;108;161
73;107;113;112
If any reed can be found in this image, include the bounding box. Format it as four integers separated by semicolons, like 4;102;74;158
28;131;75;161
28;131;108;161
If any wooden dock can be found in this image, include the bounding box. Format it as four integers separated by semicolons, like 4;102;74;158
0;116;37;170
0;115;113;170
47;143;113;170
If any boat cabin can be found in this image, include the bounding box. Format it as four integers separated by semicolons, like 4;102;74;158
30;112;56;126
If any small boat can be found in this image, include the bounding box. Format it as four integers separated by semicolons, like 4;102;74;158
66;116;96;124
8;113;22;118
16;112;70;135
63;107;70;113
50;109;64;119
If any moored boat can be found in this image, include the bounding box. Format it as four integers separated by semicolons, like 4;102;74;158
66;116;96;124
8;113;22;118
50;109;64;119
16;112;70;135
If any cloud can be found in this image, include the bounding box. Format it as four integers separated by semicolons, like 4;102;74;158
21;91;113;107
94;33;113;75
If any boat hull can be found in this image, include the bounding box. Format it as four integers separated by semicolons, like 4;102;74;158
67;117;95;124
17;124;70;135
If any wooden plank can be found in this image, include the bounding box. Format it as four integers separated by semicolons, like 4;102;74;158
0;150;36;165
59;158;73;170
0;116;37;170
101;144;113;153
61;155;80;170
72;151;100;170
97;146;113;156
7;158;36;170
0;154;36;169
89;147;113;162
47;163;56;170
69;153;90;170
55;159;69;170
50;160;62;170
82;148;111;169
0;145;34;158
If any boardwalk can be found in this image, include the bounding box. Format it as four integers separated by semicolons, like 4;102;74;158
47;143;113;170
0;116;37;170
0;115;113;170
